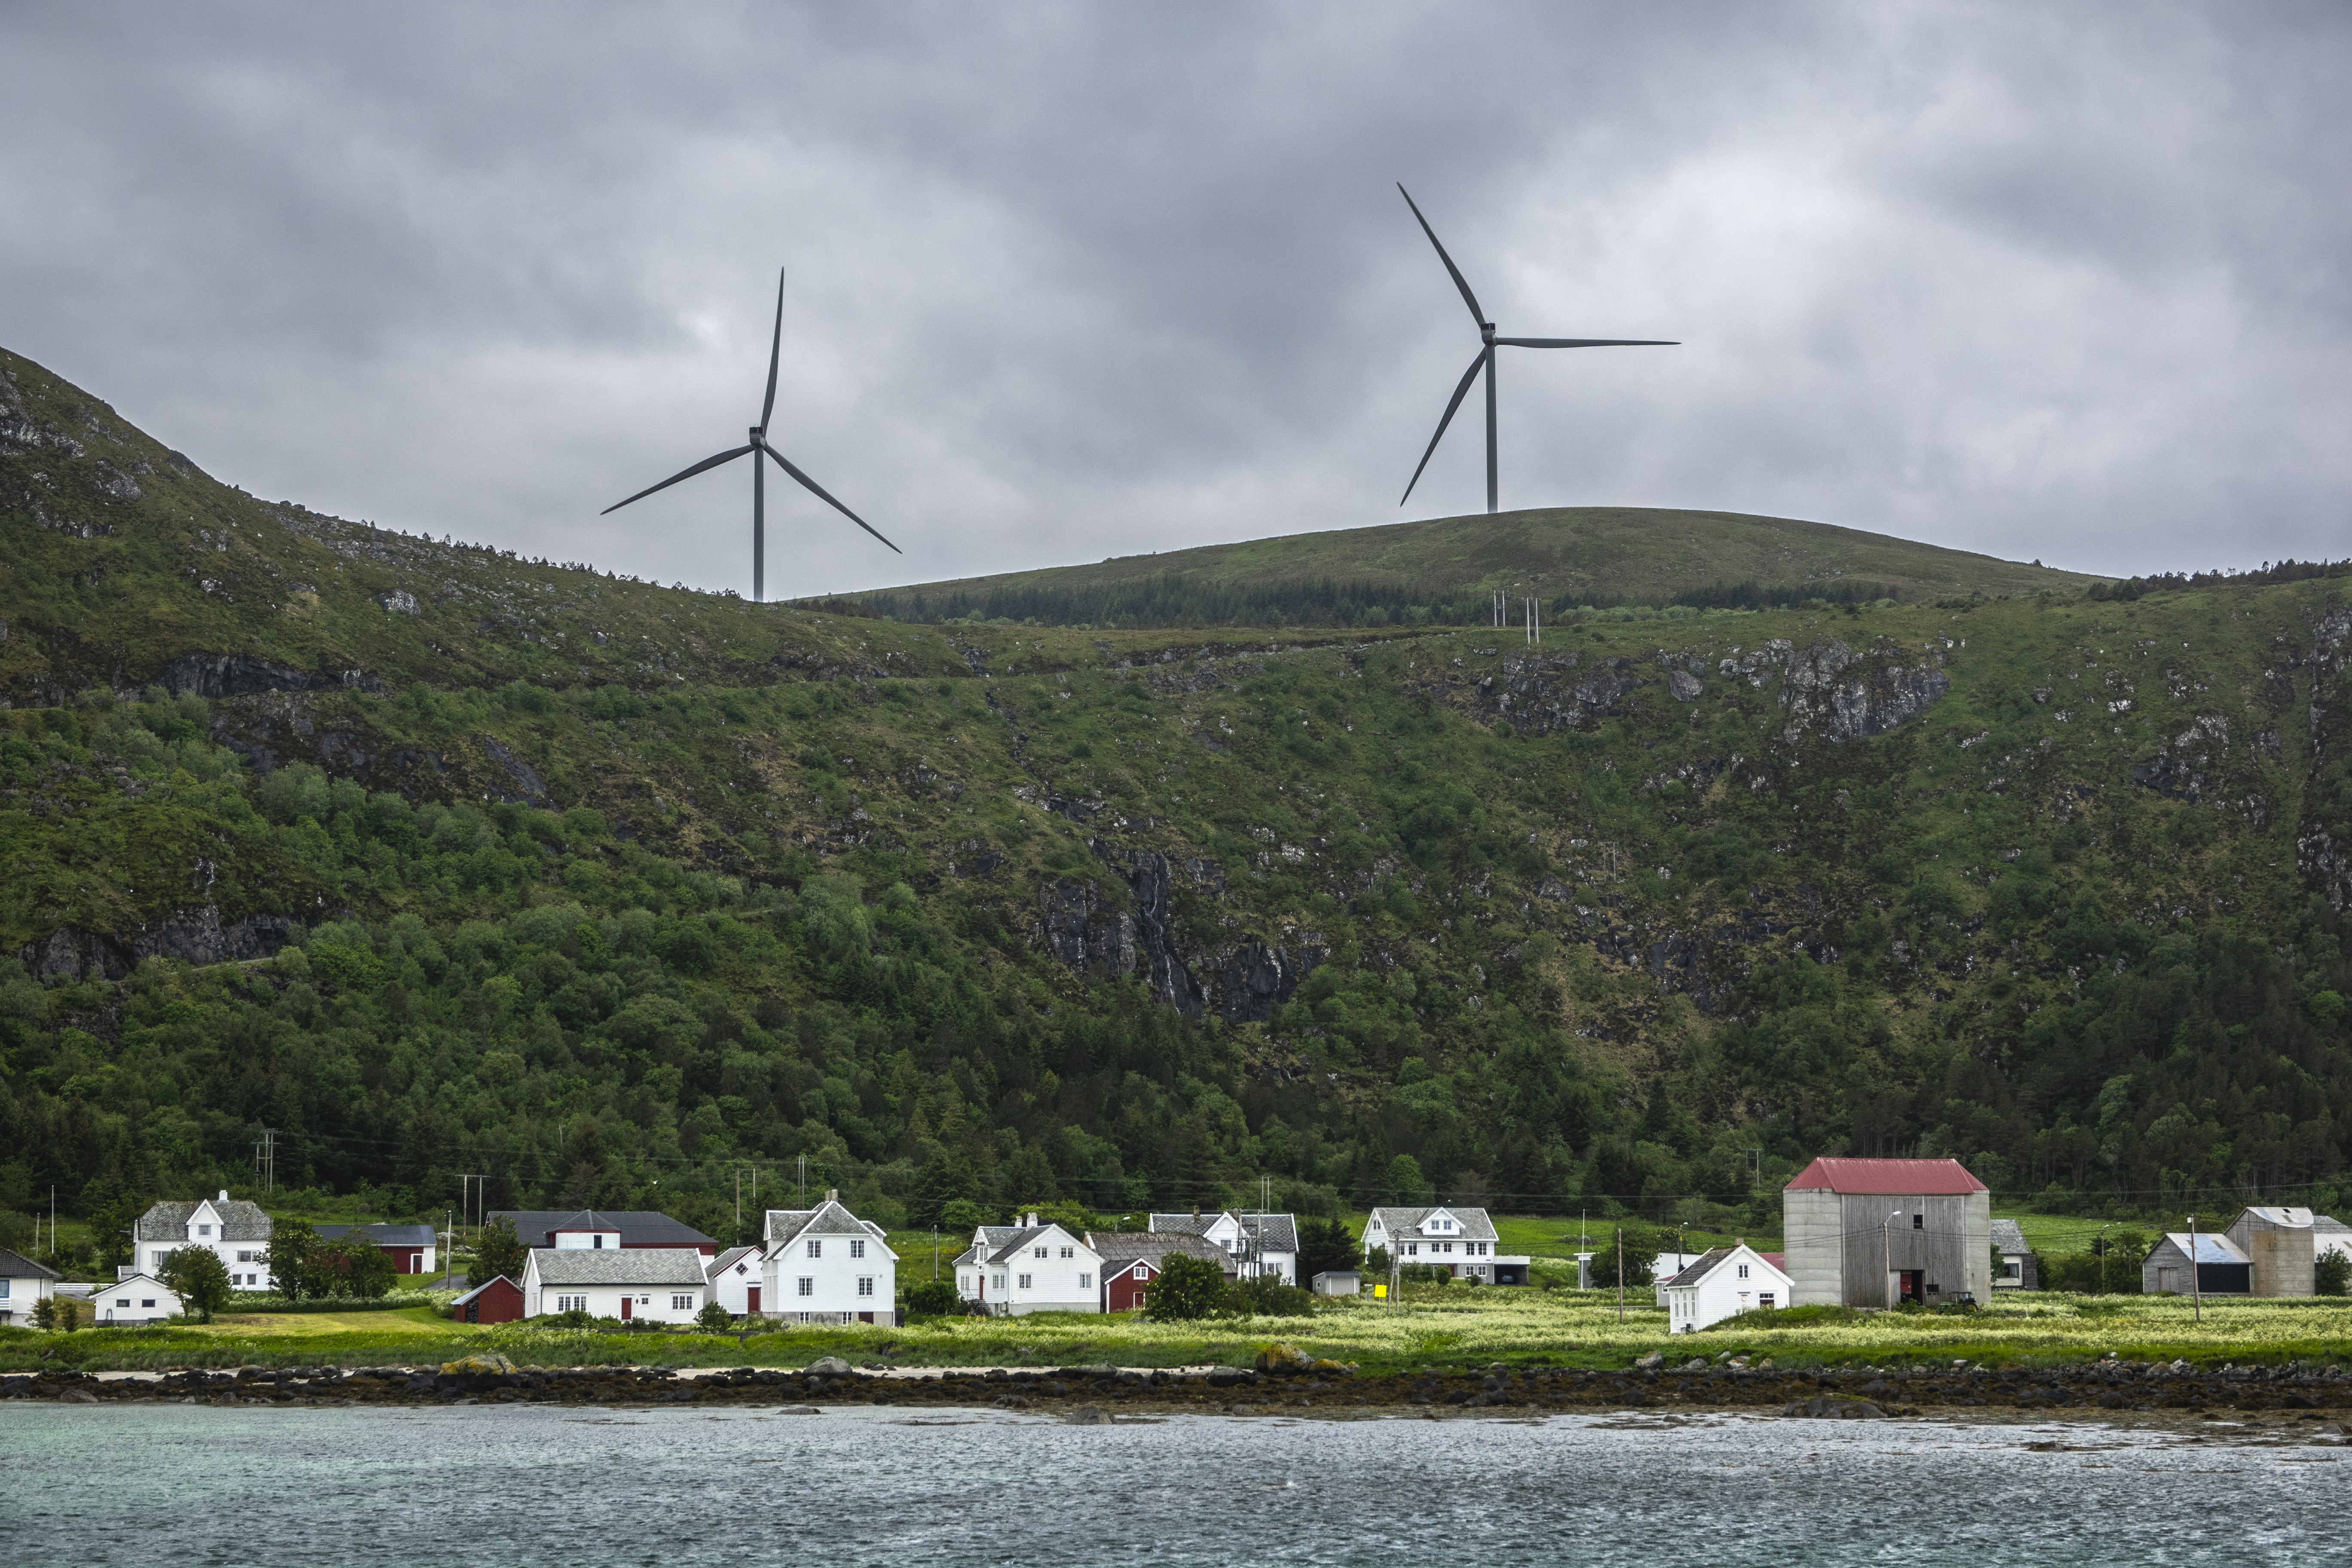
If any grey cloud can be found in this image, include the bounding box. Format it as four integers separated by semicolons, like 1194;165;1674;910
1;1;2344;599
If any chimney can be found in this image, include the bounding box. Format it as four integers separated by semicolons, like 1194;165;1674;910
1026;1212;1039;1229
218;1190;229;1201
826;1188;838;1203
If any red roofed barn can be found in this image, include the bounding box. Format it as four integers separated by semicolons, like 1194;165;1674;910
1782;1157;1992;1309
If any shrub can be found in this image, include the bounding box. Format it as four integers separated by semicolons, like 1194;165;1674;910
2318;1251;2352;1297
695;1301;734;1331
1144;1255;1229;1322
905;1278;960;1317
1225;1274;1317;1318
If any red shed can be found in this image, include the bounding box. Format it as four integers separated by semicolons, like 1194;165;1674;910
451;1274;525;1325
1084;1231;1235;1313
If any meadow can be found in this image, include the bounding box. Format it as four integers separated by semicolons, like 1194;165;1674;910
12;1284;2351;1378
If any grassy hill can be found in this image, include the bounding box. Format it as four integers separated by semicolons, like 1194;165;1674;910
852;506;2101;627
2;344;2348;1286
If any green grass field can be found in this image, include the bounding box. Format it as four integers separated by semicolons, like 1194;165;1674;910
14;1284;2350;1378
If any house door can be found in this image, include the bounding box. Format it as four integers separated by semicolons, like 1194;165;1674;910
619;1296;632;1321
1898;1270;1923;1305
747;1286;761;1314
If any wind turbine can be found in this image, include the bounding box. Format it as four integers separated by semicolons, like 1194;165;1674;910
1395;184;1676;514
602;267;899;601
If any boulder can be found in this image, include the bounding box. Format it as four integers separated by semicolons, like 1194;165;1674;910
1778;1396;1887;1419
805;1356;855;1377
440;1353;520;1375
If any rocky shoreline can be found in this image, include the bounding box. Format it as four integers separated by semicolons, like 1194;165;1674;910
9;1357;2352;1422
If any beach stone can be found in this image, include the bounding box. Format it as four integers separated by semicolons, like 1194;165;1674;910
779;1405;821;1415
805;1357;855;1377
1634;1353;1664;1370
1067;1405;1108;1425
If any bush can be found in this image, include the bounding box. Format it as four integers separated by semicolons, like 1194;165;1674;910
904;1278;960;1317
1144;1255;1229;1322
696;1301;734;1331
1225;1274;1317;1318
2318;1250;2351;1297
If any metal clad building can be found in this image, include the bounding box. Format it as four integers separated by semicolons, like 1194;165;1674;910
1782;1158;1992;1308
2225;1206;2315;1296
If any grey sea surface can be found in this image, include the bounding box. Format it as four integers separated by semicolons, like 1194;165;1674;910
2;1403;2339;1563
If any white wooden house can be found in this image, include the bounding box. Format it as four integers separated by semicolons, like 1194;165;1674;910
521;1246;709;1323
1650;1252;1707;1306
1361;1205;1529;1283
1989;1218;2039;1290
953;1214;1100;1314
1662;1244;1792;1333
130;1191;275;1290
1146;1211;1300;1284
93;1271;184;1324
704;1245;762;1317
760;1194;899;1324
0;1248;59;1324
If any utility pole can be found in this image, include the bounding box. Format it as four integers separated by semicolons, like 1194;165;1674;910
253;1128;280;1194
2188;1214;2202;1323
796;1155;807;1207
1885;1211;1901;1308
1616;1228;1624;1324
2096;1220;2115;1295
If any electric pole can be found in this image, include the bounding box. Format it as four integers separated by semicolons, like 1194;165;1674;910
1616;1228;1624;1324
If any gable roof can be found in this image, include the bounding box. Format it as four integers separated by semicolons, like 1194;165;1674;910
1144;1211;1300;1253
1783;1158;1987;1195
1087;1232;1231;1270
489;1210;717;1248
2234;1206;2314;1229
1363;1206;1499;1243
764;1200;890;1250
0;1248;61;1280
2158;1232;2251;1265
1662;1244;1790;1290
134;1197;274;1243
450;1276;521;1305
1989;1219;2031;1256
97;1271;175;1295
314;1223;436;1247
985;1223;1096;1266
527;1248;711;1287
706;1246;760;1280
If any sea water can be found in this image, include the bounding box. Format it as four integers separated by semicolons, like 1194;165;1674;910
2;1403;2337;1563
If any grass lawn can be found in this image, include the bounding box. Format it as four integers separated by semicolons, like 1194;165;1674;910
14;1283;2352;1377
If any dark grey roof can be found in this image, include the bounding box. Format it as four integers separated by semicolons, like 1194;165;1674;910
1989;1219;2032;1256
764;1200;889;1249
1147;1213;1216;1237
2315;1215;2350;1234
527;1248;711;1287
1663;1246;1737;1288
0;1248;61;1280
986;1224;1095;1266
134;1197;274;1243
1363;1206;1499;1244
707;1246;760;1280
315;1224;436;1247
1087;1232;1231;1271
488;1210;717;1248
1145;1211;1299;1253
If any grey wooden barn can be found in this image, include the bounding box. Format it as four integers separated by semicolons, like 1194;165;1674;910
1782;1157;1993;1308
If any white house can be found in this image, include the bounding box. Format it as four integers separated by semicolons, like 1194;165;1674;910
760;1194;899;1324
704;1245;763;1317
1147;1211;1300;1284
953;1214;1100;1314
1650;1252;1707;1306
1361;1206;1529;1284
131;1191;275;1290
521;1247;709;1323
1989;1218;2040;1290
92;1271;184;1325
0;1248;59;1324
1663;1244;1792;1333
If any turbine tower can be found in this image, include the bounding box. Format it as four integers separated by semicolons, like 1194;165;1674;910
602;267;899;600
1396;184;1677;514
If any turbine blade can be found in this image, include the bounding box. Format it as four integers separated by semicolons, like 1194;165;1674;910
762;445;901;553
1491;337;1679;348
1399;346;1488;508
1397;183;1485;326
599;445;754;514
760;266;785;429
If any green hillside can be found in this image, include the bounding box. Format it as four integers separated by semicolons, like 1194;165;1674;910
3;345;2349;1280
853;506;2100;627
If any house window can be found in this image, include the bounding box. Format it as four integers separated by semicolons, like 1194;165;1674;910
142;1299;155;1309
1760;1294;1775;1309
593;1234;604;1249
671;1294;695;1311
197;1225;213;1237
1060;1246;1075;1259
857;1277;874;1298
237;1250;256;1263
992;1274;1005;1290
116;1298;130;1308
797;1277;815;1297
2004;1261;2021;1278
1737;1264;1749;1279
1912;1214;1923;1230
1135;1264;1151;1278
1018;1273;1033;1290
849;1239;865;1260
1034;1246;1048;1259
808;1240;822;1259
1078;1273;1091;1289
1406;1244;1418;1256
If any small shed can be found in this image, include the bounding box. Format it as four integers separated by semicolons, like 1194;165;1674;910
2144;1232;2251;1295
94;1272;184;1324
450;1275;524;1325
1989;1219;2039;1290
1311;1270;1363;1297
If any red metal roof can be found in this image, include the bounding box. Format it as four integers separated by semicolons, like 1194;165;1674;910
1782;1157;1986;1194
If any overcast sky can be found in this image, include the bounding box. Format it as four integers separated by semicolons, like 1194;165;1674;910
4;3;2345;599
